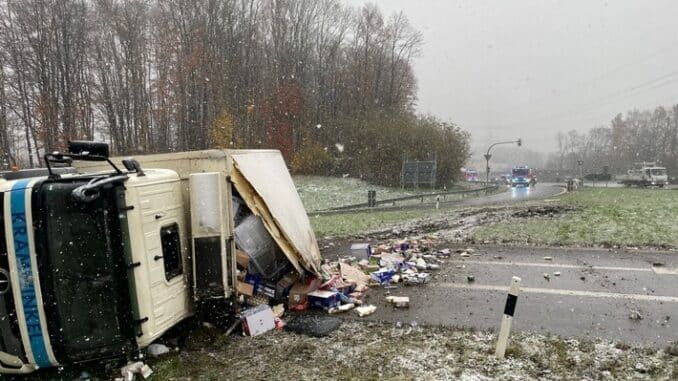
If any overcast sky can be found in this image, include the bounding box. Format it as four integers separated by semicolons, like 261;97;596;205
345;0;678;158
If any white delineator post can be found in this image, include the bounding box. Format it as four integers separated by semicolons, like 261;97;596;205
495;276;522;359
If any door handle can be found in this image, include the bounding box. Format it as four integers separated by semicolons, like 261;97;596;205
154;255;163;261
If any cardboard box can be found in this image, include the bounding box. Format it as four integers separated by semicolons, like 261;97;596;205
240;305;275;336
256;283;276;298
236;249;250;268
350;243;371;259
237;281;254;297
245;273;261;290
288;277;321;308
333;279;355;295
276;273;299;299
307;290;341;310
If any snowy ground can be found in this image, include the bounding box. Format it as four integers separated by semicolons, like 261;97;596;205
147;321;678;381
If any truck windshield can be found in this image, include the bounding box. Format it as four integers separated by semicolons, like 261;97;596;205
32;180;135;363
512;168;529;177
651;169;666;176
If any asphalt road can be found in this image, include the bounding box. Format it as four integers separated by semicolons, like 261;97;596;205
458;182;564;206
356;246;678;346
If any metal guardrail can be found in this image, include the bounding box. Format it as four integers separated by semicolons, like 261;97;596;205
309;185;500;215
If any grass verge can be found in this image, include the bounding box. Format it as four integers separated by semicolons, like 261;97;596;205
295;175;480;212
472;187;678;248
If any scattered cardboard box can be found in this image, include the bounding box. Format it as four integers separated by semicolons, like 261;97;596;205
276;273;299;299
236;249;250;268
288;277;322;308
237;281;254;297
341;262;370;287
256;283;276;298
350;243;371;259
307;290;341;310
241;304;276;336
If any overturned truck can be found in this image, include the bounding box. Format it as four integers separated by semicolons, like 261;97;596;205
0;142;320;374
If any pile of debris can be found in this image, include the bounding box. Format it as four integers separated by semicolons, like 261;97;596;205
234;233;450;337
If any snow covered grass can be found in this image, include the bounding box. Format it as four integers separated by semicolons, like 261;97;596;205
294;175;417;212
145;321;677;380
472;188;678;248
24;320;678;380
294;175;478;212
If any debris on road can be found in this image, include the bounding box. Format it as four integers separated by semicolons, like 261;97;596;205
629;310;643;321
233;236;455;338
386;296;410;308
241;305;276;336
355;305;377;317
553;271;561;276
146;344;170;358
543;256;553;261
283;315;342;337
328;303;355;314
543;273;551;281
467;275;475;282
119;362;153;381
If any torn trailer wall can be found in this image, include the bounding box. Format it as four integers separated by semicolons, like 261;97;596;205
73;149;321;275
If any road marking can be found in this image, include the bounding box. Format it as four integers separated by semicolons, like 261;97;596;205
652;266;678;275
439;282;678;303
448;259;657;273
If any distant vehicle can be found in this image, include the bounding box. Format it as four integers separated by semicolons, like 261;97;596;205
511;166;536;188
463;168;479;182
616;162;668;187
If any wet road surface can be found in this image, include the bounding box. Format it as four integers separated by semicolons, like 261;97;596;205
354;246;678;346
457;182;564;206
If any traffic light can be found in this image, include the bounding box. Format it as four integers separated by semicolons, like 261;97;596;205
517;138;522;147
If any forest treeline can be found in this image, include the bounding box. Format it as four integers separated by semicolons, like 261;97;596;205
0;0;469;186
548;104;678;175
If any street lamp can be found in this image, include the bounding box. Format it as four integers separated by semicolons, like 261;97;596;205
485;138;522;192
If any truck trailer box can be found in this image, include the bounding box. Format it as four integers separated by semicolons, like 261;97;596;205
74;149;322;277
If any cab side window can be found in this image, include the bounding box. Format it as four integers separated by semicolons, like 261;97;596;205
160;223;182;280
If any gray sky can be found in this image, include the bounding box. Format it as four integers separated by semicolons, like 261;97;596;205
345;0;678;158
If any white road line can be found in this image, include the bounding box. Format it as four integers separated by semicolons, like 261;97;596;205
439;283;678;303
448;259;656;273
652;266;678;275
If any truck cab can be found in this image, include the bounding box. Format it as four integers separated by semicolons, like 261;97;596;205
511;166;532;188
644;167;668;187
0;141;321;374
617;163;668;187
0;144;194;373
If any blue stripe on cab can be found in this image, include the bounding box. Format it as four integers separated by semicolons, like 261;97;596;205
10;179;52;368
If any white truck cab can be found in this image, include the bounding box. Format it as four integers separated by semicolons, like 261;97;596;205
0;141;320;374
